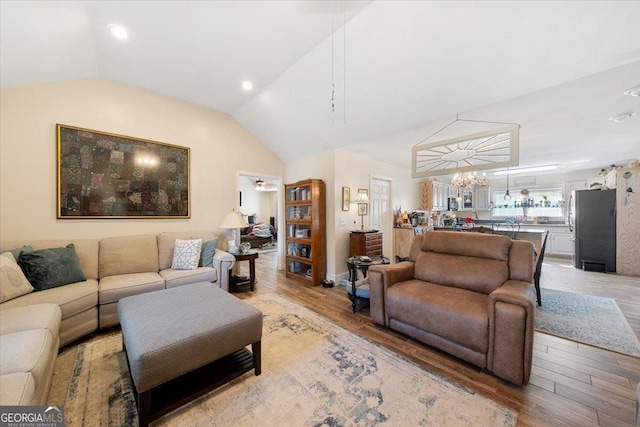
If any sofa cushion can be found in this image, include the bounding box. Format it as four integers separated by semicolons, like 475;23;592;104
0;280;98;321
0;252;33;303
157;231;217;270
0;239;99;280
171;239;202;270
160;267;216;289
99;234;159;278
0;303;61;339
386;280;489;354
0;372;35;405
0;328;57;406
18;244;86;291
98;272;164;304
415;251;509;295
422;231;511;261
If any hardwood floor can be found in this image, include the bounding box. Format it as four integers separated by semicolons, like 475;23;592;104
235;252;640;427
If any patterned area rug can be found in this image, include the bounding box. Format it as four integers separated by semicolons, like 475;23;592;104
535;288;640;356
60;294;517;426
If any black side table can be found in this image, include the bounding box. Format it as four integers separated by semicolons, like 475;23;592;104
230;250;259;291
346;255;390;313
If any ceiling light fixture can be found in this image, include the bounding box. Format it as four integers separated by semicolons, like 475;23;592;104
255;178;265;191
504;168;511;201
107;24;128;40
242;81;253;91
608;112;638;123
623;85;640;97
450;171;488;188
493;165;558;175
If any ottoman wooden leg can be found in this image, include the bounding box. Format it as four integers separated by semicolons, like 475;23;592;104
137;389;152;427
252;340;262;376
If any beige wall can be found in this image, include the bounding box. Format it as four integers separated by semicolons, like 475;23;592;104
0;78;284;241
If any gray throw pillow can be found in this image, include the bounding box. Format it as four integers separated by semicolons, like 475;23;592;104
9;245;33;261
199;238;219;267
18;243;86;291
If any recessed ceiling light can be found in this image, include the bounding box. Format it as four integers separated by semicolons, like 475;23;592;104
242;81;253;91
623;85;640;97
107;24;128;40
608;112;638;123
493;165;558;176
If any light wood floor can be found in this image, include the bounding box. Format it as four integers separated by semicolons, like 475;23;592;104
235;252;640;427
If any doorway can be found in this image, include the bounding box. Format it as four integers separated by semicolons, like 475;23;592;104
237;172;284;271
370;177;392;258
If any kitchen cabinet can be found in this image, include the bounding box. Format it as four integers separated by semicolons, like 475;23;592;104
474;187;490;210
460;188;473;211
548;227;573;256
394;228;414;260
420;181;449;211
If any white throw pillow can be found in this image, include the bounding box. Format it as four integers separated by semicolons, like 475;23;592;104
0;252;34;303
171;239;203;270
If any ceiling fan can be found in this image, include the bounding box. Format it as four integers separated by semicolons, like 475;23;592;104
255;178;277;192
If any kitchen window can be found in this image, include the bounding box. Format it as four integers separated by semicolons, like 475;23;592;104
491;187;565;223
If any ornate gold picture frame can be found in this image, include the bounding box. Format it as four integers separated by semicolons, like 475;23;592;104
57;124;190;218
342;186;350;211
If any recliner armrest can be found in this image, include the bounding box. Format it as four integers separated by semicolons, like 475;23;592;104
212;249;236;292
368;262;415;326
487;279;536;385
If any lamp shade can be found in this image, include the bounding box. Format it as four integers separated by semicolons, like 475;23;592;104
354;191;369;204
219;211;248;229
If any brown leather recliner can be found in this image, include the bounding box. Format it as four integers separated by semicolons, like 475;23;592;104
368;230;536;386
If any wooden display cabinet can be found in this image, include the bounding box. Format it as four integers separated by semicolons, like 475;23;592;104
285;179;326;286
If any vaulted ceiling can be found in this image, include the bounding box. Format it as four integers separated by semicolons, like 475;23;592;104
2;1;639;175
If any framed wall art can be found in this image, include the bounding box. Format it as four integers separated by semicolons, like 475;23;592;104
57;124;190;218
342;186;350;211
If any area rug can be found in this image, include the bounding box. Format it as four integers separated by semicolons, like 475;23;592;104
535;288;640;357
61;294;517;426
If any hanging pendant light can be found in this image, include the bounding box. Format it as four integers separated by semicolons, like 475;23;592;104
504;168;511;201
255;178;265;191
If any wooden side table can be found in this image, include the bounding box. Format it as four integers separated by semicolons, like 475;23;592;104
231;250;259;291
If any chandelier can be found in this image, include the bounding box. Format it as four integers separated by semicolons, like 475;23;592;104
450;171;488;188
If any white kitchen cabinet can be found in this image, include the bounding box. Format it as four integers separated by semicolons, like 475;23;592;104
420;181;449;211
548;228;573;256
474;187;490;210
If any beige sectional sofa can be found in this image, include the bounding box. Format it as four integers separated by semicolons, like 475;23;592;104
0;231;235;346
0;231;235;407
0;304;61;405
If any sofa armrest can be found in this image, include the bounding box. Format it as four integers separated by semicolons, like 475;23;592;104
487;279;536;385
368;262;415;326
212;249;236;292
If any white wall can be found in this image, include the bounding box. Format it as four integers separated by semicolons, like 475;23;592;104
0;78;284;240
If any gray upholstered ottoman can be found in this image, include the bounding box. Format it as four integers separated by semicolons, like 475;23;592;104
117;282;262;427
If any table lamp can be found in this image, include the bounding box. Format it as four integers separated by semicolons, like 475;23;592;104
219;210;248;253
355;191;369;231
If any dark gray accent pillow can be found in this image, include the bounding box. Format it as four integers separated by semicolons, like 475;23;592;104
18;243;86;291
9;245;33;261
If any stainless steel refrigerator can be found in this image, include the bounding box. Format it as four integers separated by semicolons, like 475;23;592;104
569;189;616;272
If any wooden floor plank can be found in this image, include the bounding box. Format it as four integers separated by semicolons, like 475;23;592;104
216;253;640;426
